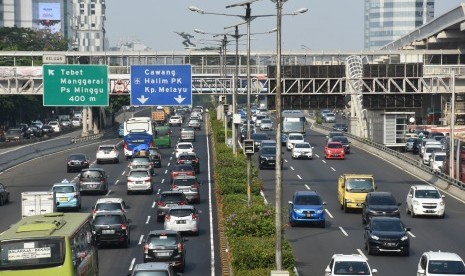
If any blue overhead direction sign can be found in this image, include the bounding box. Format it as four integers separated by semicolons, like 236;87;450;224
130;65;192;106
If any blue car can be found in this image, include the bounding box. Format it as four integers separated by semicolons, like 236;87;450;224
52;180;81;211
288;191;326;228
118;123;124;137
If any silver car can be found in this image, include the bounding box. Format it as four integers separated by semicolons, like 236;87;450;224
259;119;273;131
188;119;201;130
164;205;199;235
171;175;200;203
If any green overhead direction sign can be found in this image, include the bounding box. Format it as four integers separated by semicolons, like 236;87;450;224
43;64;109;106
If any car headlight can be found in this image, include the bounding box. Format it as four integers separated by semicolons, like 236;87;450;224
293;208;303;214
413;200;420;205
401;235;409;241
316;209;324;214
440;200;445;206
393;209;400;213
370;235;379;240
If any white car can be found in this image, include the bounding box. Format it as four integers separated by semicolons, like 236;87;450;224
406;185;445;218
48;120;61;132
417;251;465;276
291;142;313;159
286;133;305;151
430;151;446;173
92;197;129;218
96;144;120;164
164;205;199;235
422;144;442;165
127;169;153;194
168;115;183;126
325;254;377;276
175;142;194;158
259;119;273;131
71;117;82;127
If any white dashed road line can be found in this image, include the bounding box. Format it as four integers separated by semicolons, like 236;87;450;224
152;202;156;208
325;209;334;219
145;216;151;224
170;156;173;160
105;190;111;196
138;235;144;245
331;167;336;171
339;226;349;236
121;171;125;176
167;162;171;167
114;180;119;185
408;231;416;238
157;189;161;194
297;175;302;180
284;159;288;163
357;249;368;260
315;154;320;158
290;166;295;171
161;179;165;184
322;160;326;164
164;170;168;174
128;258;136;271
304;184;311;190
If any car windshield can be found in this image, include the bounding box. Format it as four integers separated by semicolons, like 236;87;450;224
261;119;272;124
131;157;150;163
346;179;374;192
169;209;194;217
334;261;370;275
369;195;396;205
295;195;322;205
93;214;123;225
371;220;403;232
147;234;177;246
327;143;343;149
428;260;465;274
129;171;149;178
415;190;441;199
95;202;123;212
53;186;75;193
261;147;276;155
426;147;441;153
434;155;446;162
295;143;310;149
189;119;199;124
173;178;196;186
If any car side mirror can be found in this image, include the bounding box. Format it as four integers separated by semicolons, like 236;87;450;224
56;202;60;206
322;201;327;205
288;201;293;205
407;194;412;198
372;268;378;274
417;269;425;275
441;195;445;198
325;267;331;274
406;227;411;231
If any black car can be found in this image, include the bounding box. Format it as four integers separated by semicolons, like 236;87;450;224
250;132;269;152
92;211;130;248
330;136;351;154
176;152;200;174
240;125;256;142
0;183;10;206
333;123;348;132
78;168;109;194
148;147;162;168
258;146;282;169
364;217;410;256
156;191;188;222
143;230;186;272
66;153;90;172
362;192;401;224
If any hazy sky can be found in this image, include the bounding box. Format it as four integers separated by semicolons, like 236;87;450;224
105;1;465;51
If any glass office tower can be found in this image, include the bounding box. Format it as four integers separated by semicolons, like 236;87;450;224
364;0;434;50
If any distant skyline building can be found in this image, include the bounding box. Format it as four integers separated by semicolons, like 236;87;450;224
0;0;107;51
364;0;435;50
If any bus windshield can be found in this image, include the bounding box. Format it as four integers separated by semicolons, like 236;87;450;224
282;111;305;134
0;238;65;270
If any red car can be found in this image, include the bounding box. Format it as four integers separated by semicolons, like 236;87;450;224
170;164;195;181
324;142;345;160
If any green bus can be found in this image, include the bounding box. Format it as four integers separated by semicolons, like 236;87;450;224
0;213;98;276
153;125;171;148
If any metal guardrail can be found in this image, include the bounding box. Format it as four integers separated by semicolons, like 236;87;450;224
71;133;104;143
310;116;465;191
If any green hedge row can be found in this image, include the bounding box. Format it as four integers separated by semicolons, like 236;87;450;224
210;112;296;275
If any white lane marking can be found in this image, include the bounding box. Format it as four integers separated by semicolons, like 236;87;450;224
260;190;269;205
238;139;243;149
172;152;175;155
114;180;119;185
170;156;173;160
145;216;151;224
357;249;368;260
105;190;111;196
167;162;171;167
290;166;295;171
121;171;125;176
322;160;326;164
206;116;215;275
325;209;334;219
157;189;161;194
315;154;320;158
161;179;165;184
339;226;349;236
304;184;311;190
297;175;302;180
284;159;288;163
128;258;136;271
331;167;336;171
164;170;168;174
138;235;144;245
152;202;156;208
408;231;416;238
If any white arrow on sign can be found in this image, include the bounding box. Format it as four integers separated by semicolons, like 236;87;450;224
137;95;149;104
174;95;185;104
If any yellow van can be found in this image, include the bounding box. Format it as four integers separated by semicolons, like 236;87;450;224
338;174;376;212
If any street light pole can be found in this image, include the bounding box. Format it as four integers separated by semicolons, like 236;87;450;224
233;26;240;156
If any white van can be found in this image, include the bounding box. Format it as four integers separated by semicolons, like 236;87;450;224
430;151;446;172
422;143;442;165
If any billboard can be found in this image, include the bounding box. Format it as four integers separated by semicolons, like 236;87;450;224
37;3;62;34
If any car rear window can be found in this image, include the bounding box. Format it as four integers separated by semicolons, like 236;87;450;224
148;234;178;246
328;143;343;148
99;146;114;151
289;135;303;140
53;186;75;193
169;209;194;217
173;165;193;171
179;154;196;160
80;170;102;179
173;178;196;186
133;271;169;276
69;154;86;160
93;214;123;225
129;170;149;178
132;157;150;163
160;194;185;202
178;144;193;149
95;202;123;212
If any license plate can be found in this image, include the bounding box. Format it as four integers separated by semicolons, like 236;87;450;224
184;161;192;164
59;197;68;202
102;229;115;234
425;210;434;213
90;184;97;188
177;220;186;224
181;189;190;192
385;242;396;247
136;181;143;184
157;252;170;257
305;214;313;217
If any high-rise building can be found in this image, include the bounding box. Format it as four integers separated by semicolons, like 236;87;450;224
364;0;434;50
0;0;106;51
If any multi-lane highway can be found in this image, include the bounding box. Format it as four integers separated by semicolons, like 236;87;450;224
0;110;221;275
258;118;465;276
